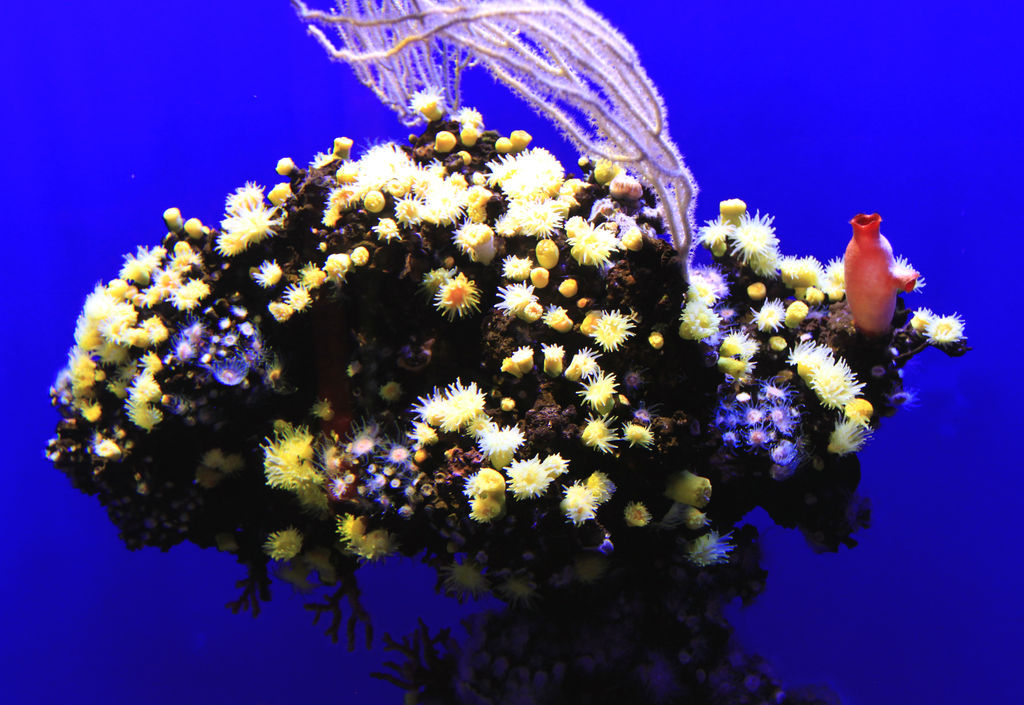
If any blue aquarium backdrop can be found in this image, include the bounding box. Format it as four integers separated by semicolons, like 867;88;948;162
2;1;1019;704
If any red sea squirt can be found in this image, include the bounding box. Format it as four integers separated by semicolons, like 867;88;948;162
844;213;919;336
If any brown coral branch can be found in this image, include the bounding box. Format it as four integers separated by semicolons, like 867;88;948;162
304;571;373;649
225;562;272;617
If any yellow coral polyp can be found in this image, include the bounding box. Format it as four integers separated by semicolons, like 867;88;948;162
578;372;618;415
509;130;532;151
561;482;598;524
502;255;533;282
119;245;166;287
624;501;652;527
501;346;535;378
543;306;574;333
350;246;370;267
80;402;103;423
283;283;312;312
363;189;386;213
844;397;874;425
253;260;284;288
729;211;780;277
535;239;559;268
910;308;933;333
581;414;618;454
163;207;183;232
275;157;295;175
127;370;161;405
506;456;554;499
512;199;565;238
585;471;615;504
199;448;244;477
784;300;809;328
373;217;401;242
262;423;318;492
268;182;292;206
564;348;600;382
821;258;846;300
779;256;824;289
437;380;487;433
682;506;709;530
184;217;206;239
719;198;747;226
802;286;825;306
170;241;201;270
665;470;712;508
299;263;327;289
466;467;506;497
788;340;831;380
566;217;620;266
410;89;444;122
126;398;163;432
378;380;402;403
551;282;577;305
579;310;601;336
420;267;454;297
698;217;732;257
623;423;654;448
717;356;751;378
828;418;872;455
465;468;507;522
522;300;545;323
410;421;438;448
718;339;741;361
434;131;457;152
324;253;351;283
592;159;621;185
497;575;537;606
92;437;123;461
588;310;636;352
678;299;721;341
141;317;169;345
454;223;496;265
541;343;565;377
460;125;480;147
442;560;489;597
263;528;303;561
924;313;966;345
333;136;354;159
268;301;294;322
67;348;100;397
434;272;481;320
218;183;282;255
752;299;786;333
169;278;211;312
621;227;644;251
806;354;864;410
529;267;549;289
337;514;397;561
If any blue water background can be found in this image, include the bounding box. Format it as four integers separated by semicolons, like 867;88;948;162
2;1;1019;703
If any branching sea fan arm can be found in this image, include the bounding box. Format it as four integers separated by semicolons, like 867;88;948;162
291;0;698;263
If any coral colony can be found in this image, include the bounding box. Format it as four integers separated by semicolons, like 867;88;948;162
46;2;968;703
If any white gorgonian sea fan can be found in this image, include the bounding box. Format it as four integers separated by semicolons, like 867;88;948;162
292;0;699;267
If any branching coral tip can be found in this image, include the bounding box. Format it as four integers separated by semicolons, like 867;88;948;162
844;213;920;336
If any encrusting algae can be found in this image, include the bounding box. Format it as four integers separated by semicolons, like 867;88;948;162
44;2;970;704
